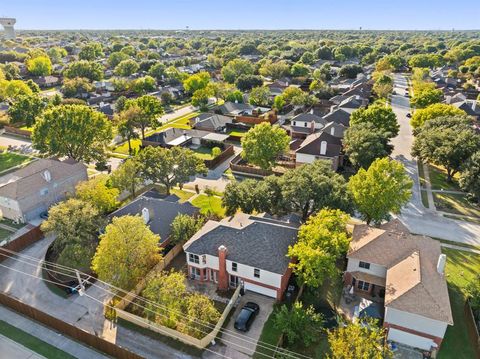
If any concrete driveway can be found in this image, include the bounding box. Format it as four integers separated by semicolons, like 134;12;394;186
205;292;274;359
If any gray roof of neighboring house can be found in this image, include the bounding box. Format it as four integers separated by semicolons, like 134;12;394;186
322;108;351;127
291;113;327;125
193;113;233;131
109;191;198;244
217;102;254;115
0;158;87;200
144;128;211;146
184;214;298;274
323;121;346;138
296;131;343;157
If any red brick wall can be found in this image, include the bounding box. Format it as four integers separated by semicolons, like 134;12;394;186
217;247;228;291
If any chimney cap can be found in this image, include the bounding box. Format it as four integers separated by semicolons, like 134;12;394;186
218;245;227;252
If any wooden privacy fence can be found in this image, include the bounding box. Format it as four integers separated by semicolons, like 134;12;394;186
0;225;43;263
465;299;480;358
116;285;242;350
0;292;143;359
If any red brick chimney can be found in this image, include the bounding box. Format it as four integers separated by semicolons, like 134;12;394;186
217;245;228;291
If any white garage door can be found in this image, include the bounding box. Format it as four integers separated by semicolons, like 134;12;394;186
244;282;277;298
387;328;435;350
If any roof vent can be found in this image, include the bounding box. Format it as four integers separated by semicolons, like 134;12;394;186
42;170;51;182
142;207;150;224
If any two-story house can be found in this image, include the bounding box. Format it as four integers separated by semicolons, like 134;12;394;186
344;220;453;352
183;213;298;300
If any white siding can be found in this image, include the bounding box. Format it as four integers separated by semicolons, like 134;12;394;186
387;328;436;350
346;258;387;278
244;282;277;298
385;307;448;339
228;260;282;289
296;153;316;164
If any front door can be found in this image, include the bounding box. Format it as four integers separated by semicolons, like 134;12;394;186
229;275;239;288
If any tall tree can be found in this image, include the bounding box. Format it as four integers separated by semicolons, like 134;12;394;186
26;56;52;76
92;215;162;290
412;116;480;181
110;158;143;198
75;175;119;214
32;104;113;163
63;60;104;81
7;94;47;126
182;71;210;94
288;209;350;288
137;146;207;194
410;88;443;109
410;103;466;128
241;122;290;170
125;95;163;139
460;151;480;203
221;59;254;83
114;106;140;154
248;86;271;107
348;157;413;224
350;102;399;138
170;214;205;245
114;59;140;77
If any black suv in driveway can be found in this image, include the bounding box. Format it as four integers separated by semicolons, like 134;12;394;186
234;302;260;332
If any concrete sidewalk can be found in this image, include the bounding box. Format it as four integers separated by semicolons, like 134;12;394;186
0;305;108;359
0;334;45;359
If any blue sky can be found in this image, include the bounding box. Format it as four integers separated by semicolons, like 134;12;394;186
2;0;480;30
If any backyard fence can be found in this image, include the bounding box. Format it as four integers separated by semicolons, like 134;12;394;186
0;225;43;263
204;145;234;169
0;292;143;359
465;299;480;358
3;125;32;138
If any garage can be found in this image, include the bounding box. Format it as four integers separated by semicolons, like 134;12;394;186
387;328;435;351
244;282;277;298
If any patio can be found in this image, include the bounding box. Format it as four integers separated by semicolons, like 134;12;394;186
337;285;385;322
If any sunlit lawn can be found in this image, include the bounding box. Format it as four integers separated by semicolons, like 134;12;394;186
191;194;225;217
434;193;480;218
428;164;461;191
439;248;480;359
0;152;32;173
170;188;195;203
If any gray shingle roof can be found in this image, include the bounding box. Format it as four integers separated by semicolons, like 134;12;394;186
185;215;298;274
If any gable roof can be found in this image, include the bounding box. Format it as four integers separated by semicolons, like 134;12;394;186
184;213;298;274
291;112;327;125
322;108;351;127
144;128;211;146
0;158;86;200
296;131;343;157
193;113;233;131
348;220;453;324
110;191;198;244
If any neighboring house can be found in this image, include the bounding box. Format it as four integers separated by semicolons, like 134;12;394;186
0;158;87;223
109;190;198;247
344;220;453;352
191;113;233;132
451;100;480;120
290;112;328;138
142;128;228;148
183;213;299;299
295;130;343;170
322;108;352;127
216;101;270;116
33;75;60;88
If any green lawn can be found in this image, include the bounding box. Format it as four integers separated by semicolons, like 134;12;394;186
0;319;76;359
112;139;142;155
417;162;426;188
433;192;480;218
421;190;429;208
191;194;225;217
170;188;195;203
191;146;215;160
0;227;14;241
438;248;480;359
0;217;25;230
227;129;249;137
0;152;32;173
428;164;461;191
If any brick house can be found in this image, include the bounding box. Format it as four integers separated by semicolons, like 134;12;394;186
183;213;298;300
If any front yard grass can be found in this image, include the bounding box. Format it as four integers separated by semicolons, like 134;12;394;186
191;194;225;218
112;139;142;155
428;164;461;191
170;188;195;203
0;319;76;359
0;227;14;241
438;248;480;359
433;192;480;218
0;152;32;173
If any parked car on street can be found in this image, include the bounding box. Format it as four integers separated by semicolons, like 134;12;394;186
234;302;260;332
406;113;412;118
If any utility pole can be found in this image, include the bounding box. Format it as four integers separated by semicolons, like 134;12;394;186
75;270;86;296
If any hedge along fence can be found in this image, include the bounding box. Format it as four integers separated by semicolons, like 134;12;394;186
115;242;184;311
116;285;242;350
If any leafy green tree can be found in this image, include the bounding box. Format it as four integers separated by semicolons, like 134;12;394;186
280;161;352;220
225;89;243;103
114;106;141;154
131;75;156;94
32;104;113;162
460;152;480;203
183;71;210;94
288;209;350;287
76;175;119;214
7;94;47;126
115;59;140;77
338;64;362;79
26;56;52;76
148;62;166;81
412;116;480;181
273;94;285;111
191;88;211;110
259;60;290;80
221;59;254;83
0;80;34;101
300;51;315;65
63;60;104;81
2;62;20;80
41;199;104;270
62;77;94;98
372;73;393;98
125;95;163;139
348;158;413;224
343;123;392;169
410;88;443;109
350;102;399;138
327;319;392;359
408;53;443;68
92;215;162;290
184;293;221;338
410;103;465;128
110;158;142;198
79;42;104;61
274;302;323;346
248;86;271;107
170;214;205;245
137;146;207;194
291;63;310;77
235;74;263;92
108;51;130;68
241;122;290;170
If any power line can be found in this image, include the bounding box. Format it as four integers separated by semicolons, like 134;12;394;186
0;249;309;359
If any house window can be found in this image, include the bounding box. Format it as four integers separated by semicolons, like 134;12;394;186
254;268;260;278
292;121;296;126
359;261;371;270
189;253;199;264
304;122;307;127
357;280;370;291
232;262;237;272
